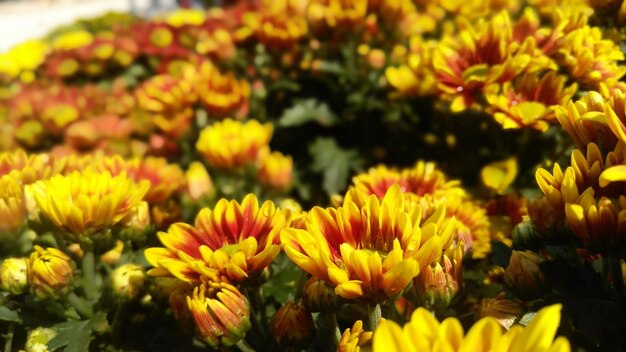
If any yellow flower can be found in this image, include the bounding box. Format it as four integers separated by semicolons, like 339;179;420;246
165;8;206;27
0;175;25;234
373;304;570;352
386;37;438;97
27;170;149;237
52;30;94;51
556;25;625;95
258;149;293;191
481;157;518;194
338;320;372;352
0;150;64;185
110;264;146;300
186;281;251;348
281;185;457;302
307;0;368;31
27;246;74;299
485;72;577;131
146;194;290;283
243;1;308;50
196;62;250;119
185;162;214;201
196;118;273;169
270;300;314;347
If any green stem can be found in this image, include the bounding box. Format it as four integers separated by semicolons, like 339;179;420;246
81;241;98;301
236;339;256;352
3;322;14;352
609;257;626;304
367;304;382;331
66;292;94;318
319;312;341;347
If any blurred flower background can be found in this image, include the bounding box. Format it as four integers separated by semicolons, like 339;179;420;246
1;0;626;351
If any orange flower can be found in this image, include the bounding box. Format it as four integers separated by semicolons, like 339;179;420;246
196;62;250;119
196;118;273;169
145;194;291;283
281;185;457;302
257;149;293;191
243;1;308;50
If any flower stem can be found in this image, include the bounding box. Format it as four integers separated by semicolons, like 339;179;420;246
236;339;256;352
81;241;98;301
318;312;341;347
367;304;382;331
3;322;14;352
66;292;94;318
609;257;625;304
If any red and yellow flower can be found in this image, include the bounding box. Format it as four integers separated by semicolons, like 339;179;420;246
27;246;74;299
145;194;291;283
196;62;250;119
281;185;457;302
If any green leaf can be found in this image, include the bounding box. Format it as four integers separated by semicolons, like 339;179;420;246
264;253;303;304
278;99;337;127
47;313;107;352
0;306;21;323
309;137;364;195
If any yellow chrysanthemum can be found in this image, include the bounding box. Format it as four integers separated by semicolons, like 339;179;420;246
0;174;25;234
337;320;372;352
258;149;293;191
146;194;291;283
373;304;570;352
27;170;149;237
0;150;64;185
196;118;273;169
386;37;438;97
243;0;308;50
281;185;457;302
307;0;368;31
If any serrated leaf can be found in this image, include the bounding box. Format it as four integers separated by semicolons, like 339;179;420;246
278;99;337;127
47;313;107;352
264;253;303;304
0;306;21;323
309;137;364;195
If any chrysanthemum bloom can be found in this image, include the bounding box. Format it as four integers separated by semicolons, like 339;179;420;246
196;118;273;169
0;257;28;294
505;250;550;300
555;89;624;151
187;281;251;348
409;240;463;310
121;157;185;205
0;175;25;234
418;193;491;258
386;37;439;97
258;149;293;191
485;72;577;131
185;162;214;201
270;300;314;347
146;194;291;284
27;170;149;238
132;22;186;58
433;11;555;112
281;185;457;301
307;0;367;32
556;25;625;95
135;73;197;137
27;246;74;299
373;304;570;352
0;150;64;185
338;320;372;352
476;292;525;330
352;161;464;199
243;1;308;50
196;62;250;119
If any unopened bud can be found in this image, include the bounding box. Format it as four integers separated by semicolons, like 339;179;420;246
25;327;57;352
504;250;549;300
270;300;314;348
111;264;146;300
27;246;73;299
0;257;29;294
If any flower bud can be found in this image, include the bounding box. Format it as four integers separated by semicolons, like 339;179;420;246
119;201;151;241
27;246;74;299
24;327;57;352
111;264;146;300
0;257;29;294
270;300;314;348
475;293;525;330
337;320;372;352
187;281;251;348
100;240;123;265
185;162;213;201
302;277;338;312
504;250;549;300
